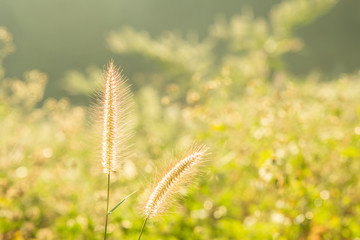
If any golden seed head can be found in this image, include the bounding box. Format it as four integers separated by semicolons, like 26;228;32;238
99;60;132;174
144;145;207;218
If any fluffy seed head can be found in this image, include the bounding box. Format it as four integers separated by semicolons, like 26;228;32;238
97;60;133;174
144;145;207;218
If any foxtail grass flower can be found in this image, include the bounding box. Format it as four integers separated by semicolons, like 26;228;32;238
95;60;133;240
98;60;132;174
138;145;207;239
144;145;208;218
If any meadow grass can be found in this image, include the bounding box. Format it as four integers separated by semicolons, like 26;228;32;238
1;0;360;238
94;60;208;239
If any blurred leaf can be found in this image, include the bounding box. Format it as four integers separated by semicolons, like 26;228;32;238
108;191;137;215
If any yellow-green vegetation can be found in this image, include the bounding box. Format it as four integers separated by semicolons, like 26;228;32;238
1;0;360;239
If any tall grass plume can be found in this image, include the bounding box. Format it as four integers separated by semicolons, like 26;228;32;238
93;60;133;239
138;145;208;240
98;60;133;174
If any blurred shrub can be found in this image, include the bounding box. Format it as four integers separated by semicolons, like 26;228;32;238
1;0;360;239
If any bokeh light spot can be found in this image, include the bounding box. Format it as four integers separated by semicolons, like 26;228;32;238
320;190;330;200
16;166;28;178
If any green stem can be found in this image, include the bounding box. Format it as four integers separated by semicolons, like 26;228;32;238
104;173;111;240
137;217;149;240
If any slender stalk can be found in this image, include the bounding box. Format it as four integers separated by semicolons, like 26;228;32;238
104;173;111;240
137;217;149;240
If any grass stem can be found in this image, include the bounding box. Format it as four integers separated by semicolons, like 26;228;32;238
104;173;111;240
137;217;149;240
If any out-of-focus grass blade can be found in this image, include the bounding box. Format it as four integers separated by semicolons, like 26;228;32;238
107;191;137;215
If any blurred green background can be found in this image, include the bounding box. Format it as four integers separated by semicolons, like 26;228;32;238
1;0;360;101
1;0;360;239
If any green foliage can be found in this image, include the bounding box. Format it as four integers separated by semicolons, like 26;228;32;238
1;0;360;239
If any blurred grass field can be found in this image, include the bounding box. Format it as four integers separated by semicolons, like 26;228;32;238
1;0;360;239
